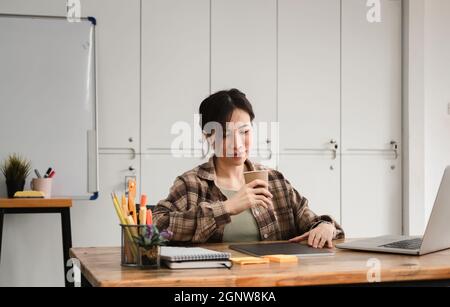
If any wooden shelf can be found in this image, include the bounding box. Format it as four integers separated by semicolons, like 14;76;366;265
0;198;72;208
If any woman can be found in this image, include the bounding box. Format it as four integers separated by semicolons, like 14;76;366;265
154;89;344;248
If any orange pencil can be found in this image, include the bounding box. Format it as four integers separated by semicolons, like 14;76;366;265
146;208;153;225
139;194;148;225
128;179;137;224
121;194;128;217
140;193;147;207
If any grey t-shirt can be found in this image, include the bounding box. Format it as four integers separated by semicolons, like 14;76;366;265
220;188;260;242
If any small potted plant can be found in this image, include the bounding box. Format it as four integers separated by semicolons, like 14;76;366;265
0;154;32;198
133;224;172;268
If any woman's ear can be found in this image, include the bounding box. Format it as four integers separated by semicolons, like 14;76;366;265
204;132;215;148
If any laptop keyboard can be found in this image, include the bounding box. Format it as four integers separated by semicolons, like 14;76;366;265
380;238;423;250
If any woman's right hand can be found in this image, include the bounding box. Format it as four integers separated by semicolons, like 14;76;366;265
224;179;273;216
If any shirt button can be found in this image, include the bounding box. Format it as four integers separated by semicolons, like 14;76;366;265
263;233;268;239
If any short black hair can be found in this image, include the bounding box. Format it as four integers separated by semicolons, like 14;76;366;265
199;89;255;137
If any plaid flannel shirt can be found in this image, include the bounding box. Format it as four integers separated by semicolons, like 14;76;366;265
153;156;344;243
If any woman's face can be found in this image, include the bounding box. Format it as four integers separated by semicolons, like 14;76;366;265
213;108;253;166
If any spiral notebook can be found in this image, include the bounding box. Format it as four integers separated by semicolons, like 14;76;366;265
160;247;231;262
160;247;232;269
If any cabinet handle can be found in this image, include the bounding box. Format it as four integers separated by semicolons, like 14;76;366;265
346;141;399;160
330;139;339;160
390;141;399;160
284;139;339;160
266;138;272;160
128;166;135;171
255;139;272;160
267;147;273;160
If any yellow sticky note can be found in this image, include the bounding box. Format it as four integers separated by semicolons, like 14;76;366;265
262;255;298;263
230;257;270;265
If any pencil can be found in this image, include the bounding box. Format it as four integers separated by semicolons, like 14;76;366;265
128;180;137;224
112;192;137;257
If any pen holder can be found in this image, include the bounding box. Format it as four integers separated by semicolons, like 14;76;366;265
120;224;161;269
30;178;52;198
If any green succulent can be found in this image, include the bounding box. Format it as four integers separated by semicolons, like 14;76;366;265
132;225;172;249
0;153;32;183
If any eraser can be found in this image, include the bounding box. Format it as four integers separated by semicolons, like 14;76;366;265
230;257;270;265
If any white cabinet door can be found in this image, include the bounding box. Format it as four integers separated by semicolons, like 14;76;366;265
278;155;341;224
278;0;341;151
82;0;141;152
342;0;402;150
341;0;402;237
141;0;210;151
211;0;277;165
342;155;402;237
72;153;140;247
141;155;206;208
277;0;341;223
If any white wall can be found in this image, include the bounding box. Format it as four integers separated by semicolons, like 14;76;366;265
404;0;450;235
424;0;450;221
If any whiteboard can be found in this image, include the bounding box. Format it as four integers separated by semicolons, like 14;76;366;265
0;14;98;199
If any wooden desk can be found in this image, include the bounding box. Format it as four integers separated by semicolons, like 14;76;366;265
70;240;450;287
0;198;73;287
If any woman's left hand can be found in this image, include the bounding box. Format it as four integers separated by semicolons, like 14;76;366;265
289;222;336;248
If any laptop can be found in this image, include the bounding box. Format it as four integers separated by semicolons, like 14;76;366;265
336;166;450;256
